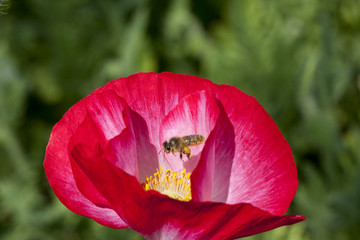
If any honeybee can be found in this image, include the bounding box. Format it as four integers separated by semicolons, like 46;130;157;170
162;134;205;160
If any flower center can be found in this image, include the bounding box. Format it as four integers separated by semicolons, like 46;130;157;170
142;167;192;201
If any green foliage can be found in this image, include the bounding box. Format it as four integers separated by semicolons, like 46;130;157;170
0;0;359;239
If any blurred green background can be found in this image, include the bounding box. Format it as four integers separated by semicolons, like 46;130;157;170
1;0;360;239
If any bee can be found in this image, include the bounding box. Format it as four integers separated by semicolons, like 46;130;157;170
162;134;205;160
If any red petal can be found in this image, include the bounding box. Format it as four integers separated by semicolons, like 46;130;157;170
191;100;235;202
71;142;305;239
91;73;215;180
68;113;111;208
107;72;215;153
159;90;220;172
44;98;127;228
68;91;141;205
88;90;160;181
214;84;298;215
85;91;129;142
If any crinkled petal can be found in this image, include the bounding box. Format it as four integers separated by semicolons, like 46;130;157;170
71;143;305;240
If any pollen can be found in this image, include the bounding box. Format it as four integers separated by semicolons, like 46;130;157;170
142;167;192;202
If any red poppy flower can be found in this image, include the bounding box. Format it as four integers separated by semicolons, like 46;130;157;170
44;72;305;239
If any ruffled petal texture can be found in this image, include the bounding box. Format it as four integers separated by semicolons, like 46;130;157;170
44;72;304;239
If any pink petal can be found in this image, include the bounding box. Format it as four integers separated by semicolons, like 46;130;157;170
71;142;305;239
214;84;298;215
88;90;159;182
126;108;159;182
191;101;235;202
68;112;138;207
44;99;127;228
107;72;215;154
68;89;161;206
159;90;220;172
85;91;129;142
69;90;139;177
44;85;159;226
74;90;139;174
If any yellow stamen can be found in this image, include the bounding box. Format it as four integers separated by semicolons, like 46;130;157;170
142;167;192;201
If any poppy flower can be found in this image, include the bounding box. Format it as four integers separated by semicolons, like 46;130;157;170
44;72;305;239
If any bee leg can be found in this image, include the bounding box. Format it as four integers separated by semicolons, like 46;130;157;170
183;146;191;159
179;147;184;161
